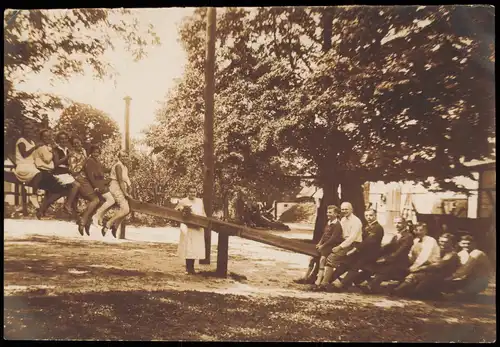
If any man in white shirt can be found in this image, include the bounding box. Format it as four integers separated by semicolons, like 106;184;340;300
313;202;363;290
408;222;441;273
389;222;441;295
392;232;460;298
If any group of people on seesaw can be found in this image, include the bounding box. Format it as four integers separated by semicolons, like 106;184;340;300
293;203;492;299
13;119;207;274
12;119;132;237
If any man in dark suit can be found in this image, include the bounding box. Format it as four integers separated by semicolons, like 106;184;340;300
293;205;343;284
360;217;415;293
324;208;384;292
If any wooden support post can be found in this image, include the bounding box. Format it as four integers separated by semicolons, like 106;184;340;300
200;7;217;265
14;183;20;205
216;233;229;277
119;96;132;240
21;185;28;216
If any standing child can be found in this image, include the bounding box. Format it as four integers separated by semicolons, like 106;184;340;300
175;186;207;275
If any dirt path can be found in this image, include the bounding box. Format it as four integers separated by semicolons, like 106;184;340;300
3;219;496;342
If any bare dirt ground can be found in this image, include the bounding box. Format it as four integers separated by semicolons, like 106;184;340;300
4;218;496;342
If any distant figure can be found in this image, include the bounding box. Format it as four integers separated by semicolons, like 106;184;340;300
175;186;207;275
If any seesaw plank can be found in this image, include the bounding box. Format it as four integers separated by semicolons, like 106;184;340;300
128;199;318;257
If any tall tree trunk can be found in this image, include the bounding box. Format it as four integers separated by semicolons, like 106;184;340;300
311;7;337;243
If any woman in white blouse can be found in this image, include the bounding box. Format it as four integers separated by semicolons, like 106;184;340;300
175;186;207;275
13;119;44;210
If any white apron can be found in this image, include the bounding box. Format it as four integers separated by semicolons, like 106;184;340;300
176;197;206;260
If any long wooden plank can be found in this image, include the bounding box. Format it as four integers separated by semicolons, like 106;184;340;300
129;199;211;227
129;199;318;257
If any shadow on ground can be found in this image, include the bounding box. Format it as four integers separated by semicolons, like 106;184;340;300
3;289;496;342
4;233;496;342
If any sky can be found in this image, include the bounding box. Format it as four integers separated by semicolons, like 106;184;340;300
15;8;195;142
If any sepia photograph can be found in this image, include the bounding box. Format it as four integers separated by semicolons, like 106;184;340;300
3;6;496;342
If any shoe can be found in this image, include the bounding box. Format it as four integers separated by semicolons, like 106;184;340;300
84;224;91;236
293;278;308;284
101;226;107;237
78;224;84;236
111;225;118;238
35;209;44;220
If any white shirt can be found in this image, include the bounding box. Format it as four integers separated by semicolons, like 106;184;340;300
34;145;55;170
458;249;470;265
409;235;440;270
339;214;363;249
15;138;36;167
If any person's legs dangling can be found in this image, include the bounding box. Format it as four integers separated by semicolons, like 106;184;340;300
64;181;80;214
37;191;67;219
80;196;100;236
94;192;115;226
28;172;44;209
